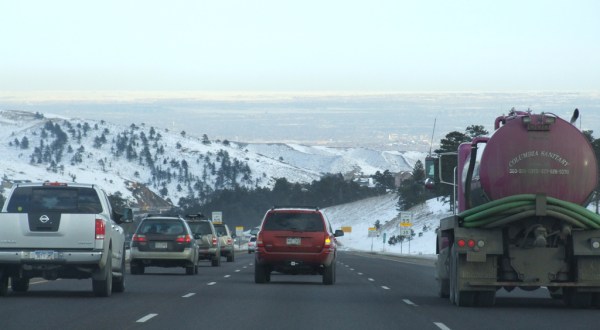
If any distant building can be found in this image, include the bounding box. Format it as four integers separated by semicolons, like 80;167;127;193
394;171;412;187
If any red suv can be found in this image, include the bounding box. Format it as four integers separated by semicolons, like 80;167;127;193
254;207;344;285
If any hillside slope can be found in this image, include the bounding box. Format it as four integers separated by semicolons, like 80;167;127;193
0;110;425;209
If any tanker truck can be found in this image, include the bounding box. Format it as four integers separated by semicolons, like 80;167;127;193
431;109;600;307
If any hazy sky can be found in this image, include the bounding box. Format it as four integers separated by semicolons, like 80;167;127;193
1;0;599;93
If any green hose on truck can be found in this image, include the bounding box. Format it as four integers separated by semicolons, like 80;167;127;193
458;194;600;229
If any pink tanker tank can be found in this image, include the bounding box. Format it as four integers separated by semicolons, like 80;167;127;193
459;110;598;211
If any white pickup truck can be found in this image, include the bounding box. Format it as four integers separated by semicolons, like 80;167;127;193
0;182;133;297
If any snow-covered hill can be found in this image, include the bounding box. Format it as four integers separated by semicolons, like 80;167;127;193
0;110;426;208
325;194;453;256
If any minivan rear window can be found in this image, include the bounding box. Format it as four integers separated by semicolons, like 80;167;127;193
6;186;103;213
262;212;324;232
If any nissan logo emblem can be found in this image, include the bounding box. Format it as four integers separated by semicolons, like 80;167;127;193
39;215;50;223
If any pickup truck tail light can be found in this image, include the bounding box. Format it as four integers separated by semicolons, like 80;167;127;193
95;219;105;240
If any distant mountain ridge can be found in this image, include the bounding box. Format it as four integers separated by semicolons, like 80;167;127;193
0;110;425;209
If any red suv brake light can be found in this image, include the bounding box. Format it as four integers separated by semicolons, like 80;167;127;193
256;232;264;248
324;234;332;248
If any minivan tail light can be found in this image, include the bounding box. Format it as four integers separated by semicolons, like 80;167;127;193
176;234;192;244
212;236;218;246
95;219;105;240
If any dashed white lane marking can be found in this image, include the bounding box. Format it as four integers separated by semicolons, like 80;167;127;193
242;266;247;269
368;278;375;282
182;293;196;298
224;275;231;278
350;268;355;271
235;269;241;272
137;314;158;323
403;299;418;306
357;272;363;275
381;286;390;290
434;322;451;330
207;282;217;286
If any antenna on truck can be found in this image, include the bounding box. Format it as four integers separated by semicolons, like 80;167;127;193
429;117;437;157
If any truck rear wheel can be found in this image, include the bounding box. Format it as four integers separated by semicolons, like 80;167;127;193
112;247;126;293
436;248;450;298
450;246;476;307
93;253;113;297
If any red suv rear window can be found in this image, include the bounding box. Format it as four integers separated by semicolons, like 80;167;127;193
262;212;324;232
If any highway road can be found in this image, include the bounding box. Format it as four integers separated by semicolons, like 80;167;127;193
0;251;598;330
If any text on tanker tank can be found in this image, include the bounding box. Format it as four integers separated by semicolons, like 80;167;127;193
508;150;569;168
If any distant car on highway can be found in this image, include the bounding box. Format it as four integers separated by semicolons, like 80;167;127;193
213;223;236;262
248;236;257;253
184;214;221;267
130;215;199;275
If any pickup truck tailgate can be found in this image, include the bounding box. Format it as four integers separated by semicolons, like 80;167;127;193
0;212;98;250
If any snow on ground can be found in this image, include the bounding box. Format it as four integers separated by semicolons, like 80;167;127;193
325;194;453;257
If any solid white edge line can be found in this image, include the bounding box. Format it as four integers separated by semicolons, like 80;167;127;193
182;293;196;298
137;314;158;323
434;322;451;330
403;299;418;306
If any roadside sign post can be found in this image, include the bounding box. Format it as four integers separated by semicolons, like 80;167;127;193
236;226;244;248
368;227;377;252
212;211;223;224
399;212;413;255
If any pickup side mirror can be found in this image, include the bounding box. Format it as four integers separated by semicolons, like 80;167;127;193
334;229;344;237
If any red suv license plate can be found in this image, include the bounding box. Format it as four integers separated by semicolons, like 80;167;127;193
286;237;301;245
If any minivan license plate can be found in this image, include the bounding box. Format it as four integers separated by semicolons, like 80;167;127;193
287;237;301;245
155;242;168;249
